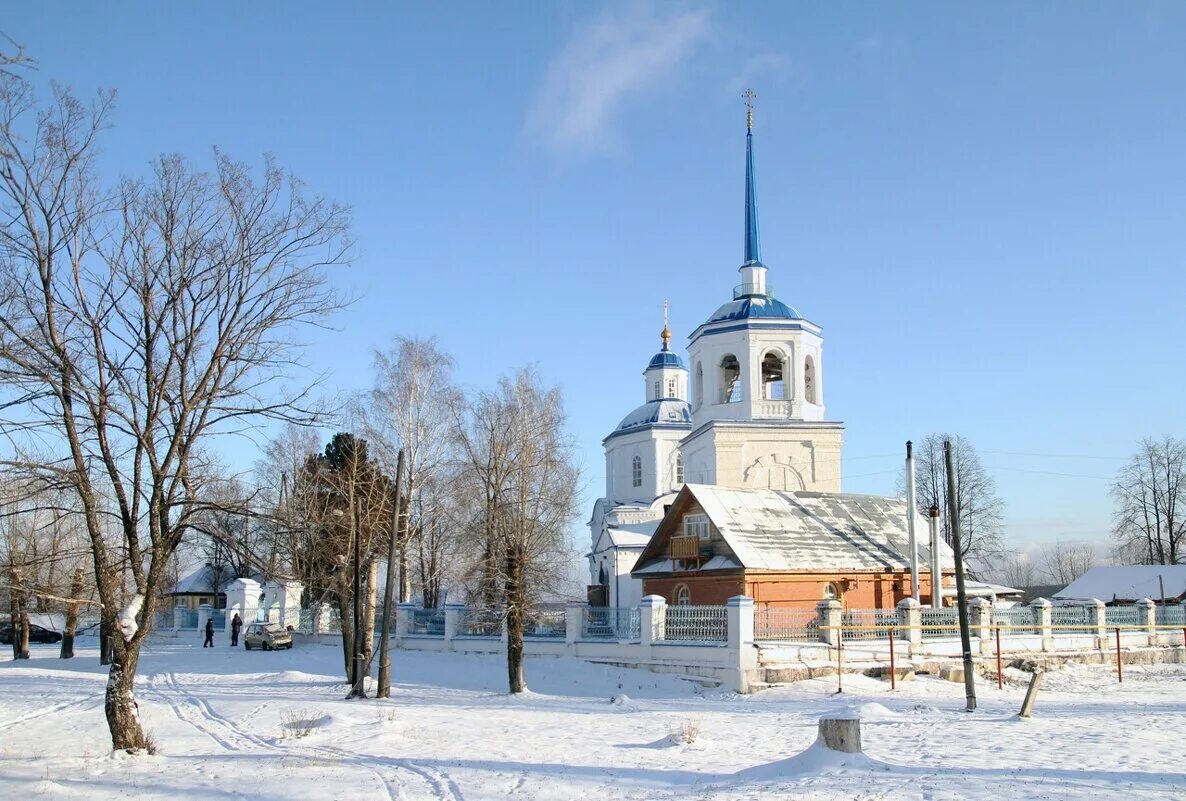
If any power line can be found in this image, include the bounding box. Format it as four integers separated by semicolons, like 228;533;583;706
981;449;1126;461
985;465;1113;481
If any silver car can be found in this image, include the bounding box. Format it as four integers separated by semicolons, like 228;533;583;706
243;623;293;651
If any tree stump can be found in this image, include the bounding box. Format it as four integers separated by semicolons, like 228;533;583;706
817;716;862;753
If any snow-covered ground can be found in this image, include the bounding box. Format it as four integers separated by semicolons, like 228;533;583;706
2;638;1184;800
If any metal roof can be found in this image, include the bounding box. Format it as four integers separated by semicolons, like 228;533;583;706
1055;565;1186;603
705;295;803;324
608;399;692;437
636;484;954;574
647;350;687;370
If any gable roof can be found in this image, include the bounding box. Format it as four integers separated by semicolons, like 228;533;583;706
171;564;260;595
633;484;954;575
1055;565;1186;603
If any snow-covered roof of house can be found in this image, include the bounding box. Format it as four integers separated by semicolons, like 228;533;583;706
606;521;658;548
170;564;256;595
633;484;954;575
1055;565;1186;603
964;580;1024;598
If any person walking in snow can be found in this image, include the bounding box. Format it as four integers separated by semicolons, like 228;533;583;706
203;617;214;648
230;613;242;647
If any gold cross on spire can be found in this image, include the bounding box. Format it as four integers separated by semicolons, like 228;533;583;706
661;299;672;350
743;88;756;130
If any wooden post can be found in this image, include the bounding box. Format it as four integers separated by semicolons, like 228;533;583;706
888;628;896;690
1018;671;1044;718
996;626;1003;690
1115;627;1123;683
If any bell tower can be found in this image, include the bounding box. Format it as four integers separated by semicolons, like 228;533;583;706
681;91;843;492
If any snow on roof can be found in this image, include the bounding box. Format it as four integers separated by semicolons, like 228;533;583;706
606;521;658;548
644;484;953;573
965;580;1024;598
171;564;258;595
1055;565;1186;603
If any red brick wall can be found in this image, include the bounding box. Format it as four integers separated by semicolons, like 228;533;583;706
643;571;942;609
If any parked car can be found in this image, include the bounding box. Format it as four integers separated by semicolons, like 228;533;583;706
0;623;63;645
243;623;293;651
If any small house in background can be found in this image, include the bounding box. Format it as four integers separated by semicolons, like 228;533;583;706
1054;565;1186;605
963;580;1025;608
167;563;259;610
631;484;953;609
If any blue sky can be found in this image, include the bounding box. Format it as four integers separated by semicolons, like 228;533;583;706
9;2;1185;552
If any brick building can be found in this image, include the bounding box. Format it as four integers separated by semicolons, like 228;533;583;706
631;484;952;610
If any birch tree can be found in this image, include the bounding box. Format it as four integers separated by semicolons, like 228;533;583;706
0;77;349;750
912;433;1004;563
453;369;579;693
1112;436;1185;565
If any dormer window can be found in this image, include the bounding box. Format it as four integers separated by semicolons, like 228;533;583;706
685;513;710;540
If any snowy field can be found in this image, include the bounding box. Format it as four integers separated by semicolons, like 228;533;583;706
2;639;1185;800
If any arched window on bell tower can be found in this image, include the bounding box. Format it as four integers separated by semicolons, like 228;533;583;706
804;355;816;404
720;354;741;403
761;351;784;400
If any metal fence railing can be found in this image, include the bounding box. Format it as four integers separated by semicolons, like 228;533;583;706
581;607;640;641
524;608;566;639
1105;606;1143;627
664;605;727;642
754;607;819;641
992;606;1036;634
297;609;314;634
1051;605;1093;633
409;608;446;636
1155;605;1185;627
841;608;900;641
919;607;960;639
178;608;199;629
460;608;503;637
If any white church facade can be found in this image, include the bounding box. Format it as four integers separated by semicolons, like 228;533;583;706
588;97;851;607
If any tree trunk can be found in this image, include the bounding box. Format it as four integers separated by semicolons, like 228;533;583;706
9;573;30;660
336;594;354;683
505;544;526;694
397;543;411;603
105;634;153;752
362;559;378;669
60;569;84;659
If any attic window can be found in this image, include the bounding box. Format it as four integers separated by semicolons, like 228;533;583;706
685;514;710;540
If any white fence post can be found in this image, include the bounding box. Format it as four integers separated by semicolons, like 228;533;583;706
443;603;464;646
726;596;756;693
1137;598;1157;645
897;597;921;647
1089;598;1107;647
1031;597;1053;652
395;602;416;645
817;599;842;646
196;603;212;642
640;595;666;645
970;598;993;654
565;603;584;646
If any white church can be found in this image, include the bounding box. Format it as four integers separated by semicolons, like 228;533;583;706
587;98;850;608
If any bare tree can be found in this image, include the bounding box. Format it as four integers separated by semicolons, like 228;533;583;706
985;549;1036;589
911;433;1004;563
453;369;579;693
1111;436;1185;565
0;77;349;749
1035;541;1098;587
364;336;459;606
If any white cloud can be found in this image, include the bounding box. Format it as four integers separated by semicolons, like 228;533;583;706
527;3;711;154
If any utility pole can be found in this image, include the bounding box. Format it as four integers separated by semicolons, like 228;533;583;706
944;439;976;712
347;493;367;699
377;448;406;699
929;504;943;607
906;440;920;602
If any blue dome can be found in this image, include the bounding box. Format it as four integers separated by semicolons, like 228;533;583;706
647;350;686;370
611;399;692;436
706;294;802;324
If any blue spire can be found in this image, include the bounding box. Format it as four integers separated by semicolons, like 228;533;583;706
743;89;762;267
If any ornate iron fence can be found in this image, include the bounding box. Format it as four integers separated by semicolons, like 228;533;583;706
754;607;819;641
663;605;727;642
1051;605;1093;634
841;608;899;641
919;607;959;639
581;607;640;641
1155;605;1185;627
460;608;503;637
298;609;314;634
1104;605;1142;627
408;608;446;635
524;608;565;639
992;606;1036;634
